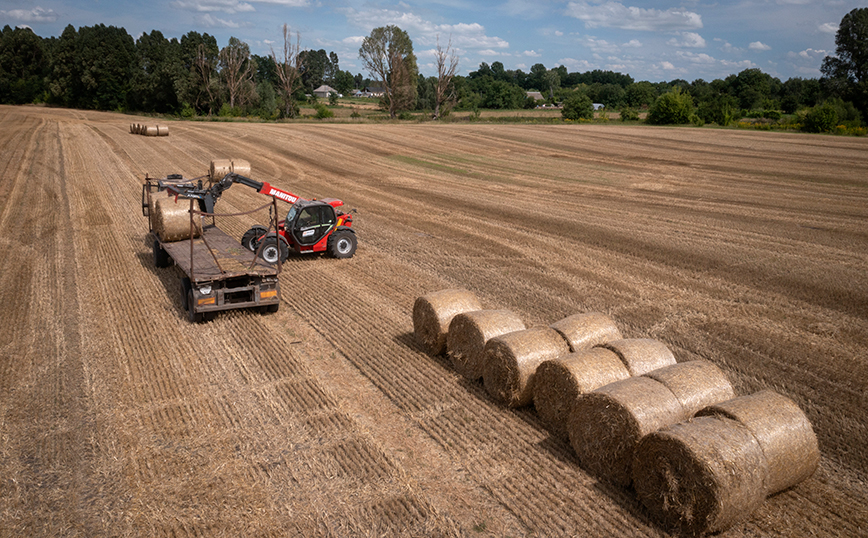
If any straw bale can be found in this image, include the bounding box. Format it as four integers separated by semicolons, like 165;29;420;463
413;289;482;355
598;338;676;376
145;125;159;137
644;360;734;416
550;312;622;352
153;196;202;242
157;125;170;136
210;159;233;181
533;347;630;439
568;376;687;486
697;390;819;495
483;327;571;408
130;123;134;134
447;310;525;380
633;416;768;537
231;159;251;176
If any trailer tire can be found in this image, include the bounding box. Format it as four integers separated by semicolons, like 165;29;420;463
187;289;204;323
328;230;357;259
262;303;280;314
181;278;192;311
259;236;288;264
153;239;172;268
241;226;268;251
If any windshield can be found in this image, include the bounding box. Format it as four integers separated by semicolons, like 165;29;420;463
285;204;299;223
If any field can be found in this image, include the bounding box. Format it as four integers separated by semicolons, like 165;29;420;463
0;104;866;537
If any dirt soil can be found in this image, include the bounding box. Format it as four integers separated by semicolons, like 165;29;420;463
1;105;866;537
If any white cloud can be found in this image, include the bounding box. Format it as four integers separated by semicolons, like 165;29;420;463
660;61;677;70
1;7;58;22
749;41;771;51
624;39;642;48
342;36;365;46
558;57;596;71
253;0;309;5
523;50;542;57
565;1;702;32
668;32;706;48
201;13;242;27
173;0;255;14
819;22;837;34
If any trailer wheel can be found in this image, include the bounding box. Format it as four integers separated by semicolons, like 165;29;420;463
181;278;191;310
328;230;357;259
187;289;203;323
261;303;280;314
153;239;172;268
241;226;268;251
259;236;288;264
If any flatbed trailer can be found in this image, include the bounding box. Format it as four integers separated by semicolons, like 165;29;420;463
144;176;281;322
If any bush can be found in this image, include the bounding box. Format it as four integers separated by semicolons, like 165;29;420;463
179;103;196;118
561;92;594;120
647;87;695;125
802;103;839;133
620;107;639;121
314;103;334;119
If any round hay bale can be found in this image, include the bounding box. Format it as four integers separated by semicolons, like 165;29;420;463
130;123;134;134
210;159;233;181
568;376;687;486
598;338;676;376
644;360;735;416
153;197;203;242
157;125;170;136
447;310;525;381
483;326;571;408
633;416;768;537
533;347;630;439
550;312;622;352
413;289;482;355
145;125;159;137
697;390;819;495
231;159;251;176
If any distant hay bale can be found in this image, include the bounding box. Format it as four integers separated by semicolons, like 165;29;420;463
157;125;169;136
568;376;687;486
413;289;482;355
153;196;203;242
447;310;525;380
644;360;735;416
598;338;676;376
697;390;819;495
483;327;571;408
145;125;159;137
130;123;135;134
231;158;251;176
633;416;768;536
210;159;233;181
533;347;630;439
550;312;622;352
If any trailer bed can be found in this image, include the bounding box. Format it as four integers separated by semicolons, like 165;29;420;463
161;224;276;282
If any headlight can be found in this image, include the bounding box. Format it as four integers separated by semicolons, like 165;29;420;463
198;284;212;295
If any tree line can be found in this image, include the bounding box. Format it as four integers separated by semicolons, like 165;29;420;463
1;8;866;129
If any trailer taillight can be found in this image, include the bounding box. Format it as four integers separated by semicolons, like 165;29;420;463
260;290;278;299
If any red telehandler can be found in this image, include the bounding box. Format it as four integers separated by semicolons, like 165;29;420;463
169;171;357;264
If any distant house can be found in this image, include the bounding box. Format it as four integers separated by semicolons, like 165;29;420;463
313;85;339;99
593;103;605;110
526;91;544;102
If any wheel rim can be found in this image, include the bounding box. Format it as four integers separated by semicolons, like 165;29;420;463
337;237;352;254
262;245;279;263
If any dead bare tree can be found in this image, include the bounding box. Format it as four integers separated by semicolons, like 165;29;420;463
219;37;253;109
433;35;459;120
271;24;303;118
195;43;217;115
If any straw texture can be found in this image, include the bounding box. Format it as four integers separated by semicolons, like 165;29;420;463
598;338;676;376
153;197;202;242
447;310;525;380
413;289;482;355
550;312;622;352
643;360;735;416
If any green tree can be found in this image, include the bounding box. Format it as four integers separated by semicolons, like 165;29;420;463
333;70;355;94
299;49;329;92
561;91;594;120
180;31;219;115
271;24;303;118
625;81;657;108
75;24;136;110
220;37;254;109
802;102;839;132
0;26;47;104
47;24;79;107
131;30;182;112
821;8;868;120
359;25;418;119
647;87;695;125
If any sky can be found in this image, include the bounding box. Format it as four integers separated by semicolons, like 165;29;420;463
0;0;862;82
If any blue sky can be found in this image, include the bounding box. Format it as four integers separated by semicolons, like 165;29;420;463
1;1;860;82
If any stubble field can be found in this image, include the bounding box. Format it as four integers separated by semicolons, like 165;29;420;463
0;104;866;537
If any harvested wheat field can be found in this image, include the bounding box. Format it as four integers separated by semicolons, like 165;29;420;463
0;104;866;537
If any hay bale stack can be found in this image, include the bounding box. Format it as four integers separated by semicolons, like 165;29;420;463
231;158;251;176
153;197;203;242
157;125;170;136
598;338;676;376
697;390;819;495
447;310;525;380
633;416;769;536
644;360;735;416
568;376;687;486
413;289;482;355
210;159;234;181
483;327;571;408
550;312;622;352
533;347;630;439
144;125;159;137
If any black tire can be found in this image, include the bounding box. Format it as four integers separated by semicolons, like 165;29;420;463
328;230;357;259
259;236;288;264
153;238;171;268
241;226;268;251
187;289;203;323
181;278;192;311
261;303;279;314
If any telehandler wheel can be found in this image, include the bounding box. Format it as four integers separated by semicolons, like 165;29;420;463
259;236;289;264
241;226;268;251
153;239;172;268
328;230;357;259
